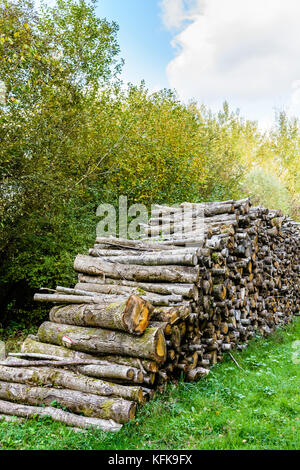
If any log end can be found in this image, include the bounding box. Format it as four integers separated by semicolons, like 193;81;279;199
124;295;150;335
155;330;167;363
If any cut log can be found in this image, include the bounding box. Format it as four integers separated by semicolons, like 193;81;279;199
21;337;158;373
76;279;198;300
94;237;183;251
151;307;186;324
96;253;198;267
0;381;136;423
34;293;128;305
0;362;143;403
90;247;202;257
76;365;143;384
186;368;210;382
49;295;150;335
74;255;200;284
70;286;182;307
38;322;167;363
0;399;122;431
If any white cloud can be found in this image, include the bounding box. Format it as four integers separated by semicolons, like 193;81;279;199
160;0;300;125
160;0;203;30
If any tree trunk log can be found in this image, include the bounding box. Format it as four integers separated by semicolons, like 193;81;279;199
74;255;199;284
90;247;202;257
95;237;185;251
185;367;210;382
21;337;158;373
93;253;198;267
34;293;128;305
70;285;183;306
49;295;150;335
75;279;198;300
37;322;167;363
0;399;122;431
0;362;143;403
0;381;136;423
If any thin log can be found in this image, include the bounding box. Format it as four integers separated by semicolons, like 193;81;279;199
95;237;182;251
34;293;128;305
70;286;183;306
76;279;198;300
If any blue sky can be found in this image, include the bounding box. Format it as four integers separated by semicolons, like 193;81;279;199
96;0;300;128
97;0;172;90
41;0;300;127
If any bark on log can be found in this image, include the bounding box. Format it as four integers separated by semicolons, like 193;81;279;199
74;255;200;284
185;368;210;382
0;399;122;431
71;285;183;306
75;365;143;384
0;362;143;403
34;293;128;305
152;306;189;324
94;253;198;267
21;337;158;373
95;237;183;251
49;295;150;335
91;247;202;257
0;381;136;423
37;322;167;363
76;278;198;300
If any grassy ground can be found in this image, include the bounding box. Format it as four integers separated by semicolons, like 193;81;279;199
0;318;299;450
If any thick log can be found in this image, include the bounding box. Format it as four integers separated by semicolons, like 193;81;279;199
0;381;136;423
49;295;150;335
74;255;200;284
91;247;202;257
0;399;122;431
91;253;198;267
21;337;158;373
37;322;167;363
0;362;143;403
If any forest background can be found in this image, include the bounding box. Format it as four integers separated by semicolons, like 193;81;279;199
0;0;299;330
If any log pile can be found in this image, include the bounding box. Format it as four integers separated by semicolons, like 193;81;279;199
0;198;299;431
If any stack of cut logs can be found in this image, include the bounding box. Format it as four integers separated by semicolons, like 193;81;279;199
0;198;299;431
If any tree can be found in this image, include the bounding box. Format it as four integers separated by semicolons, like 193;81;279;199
0;0;122;324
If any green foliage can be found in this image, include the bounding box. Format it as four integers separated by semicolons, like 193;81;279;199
243;167;292;213
0;318;299;450
0;0;121;324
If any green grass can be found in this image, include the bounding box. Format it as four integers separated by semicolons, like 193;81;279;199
0;318;299;450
